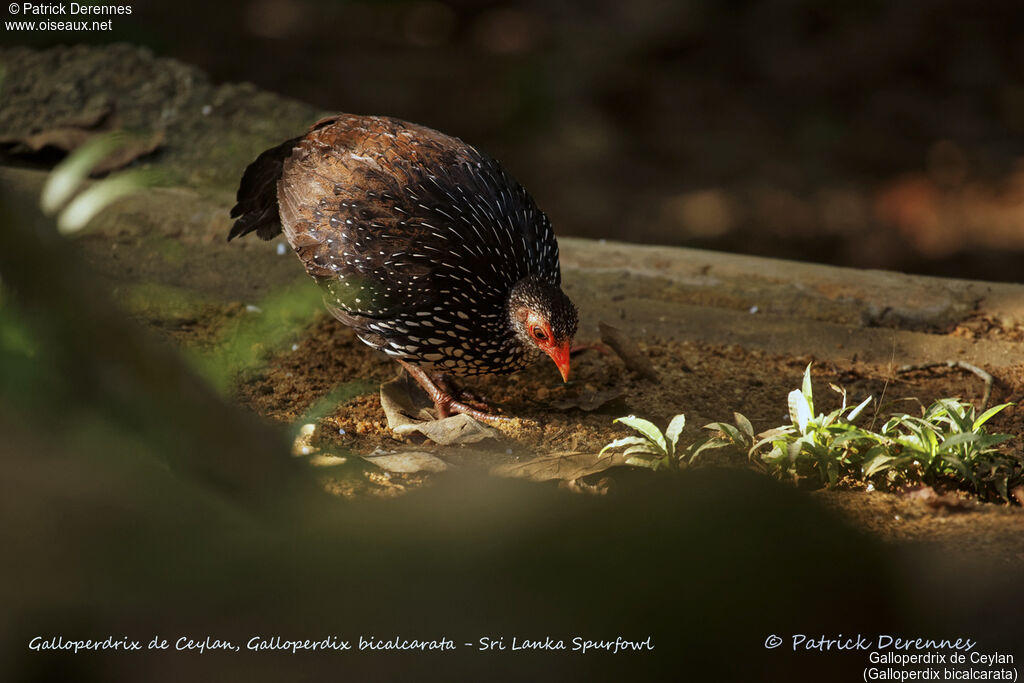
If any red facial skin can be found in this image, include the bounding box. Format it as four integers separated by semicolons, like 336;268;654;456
524;310;571;382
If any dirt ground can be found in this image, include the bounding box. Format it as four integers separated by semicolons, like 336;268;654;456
231;312;1020;453
209;308;1024;562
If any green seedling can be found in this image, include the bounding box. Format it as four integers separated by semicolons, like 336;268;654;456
750;364;1019;501
750;363;877;487
604;363;1020;503
687;412;755;463
600;414;687;470
871;398;1016;499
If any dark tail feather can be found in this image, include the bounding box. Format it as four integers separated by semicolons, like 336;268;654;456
227;136;301;241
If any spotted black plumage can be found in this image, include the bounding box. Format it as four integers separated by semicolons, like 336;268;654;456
229;113;578;420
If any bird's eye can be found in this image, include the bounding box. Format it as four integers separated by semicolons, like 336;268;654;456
532;326;548;341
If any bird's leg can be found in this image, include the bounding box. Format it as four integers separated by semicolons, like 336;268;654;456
397;360;509;423
432;373;491;412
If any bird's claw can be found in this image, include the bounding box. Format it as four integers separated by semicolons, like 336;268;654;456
436;397;512;423
399;361;511;424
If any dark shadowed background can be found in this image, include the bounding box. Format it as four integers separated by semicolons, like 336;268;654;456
8;0;1024;279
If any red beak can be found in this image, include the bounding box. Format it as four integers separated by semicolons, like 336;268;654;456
548;341;571;383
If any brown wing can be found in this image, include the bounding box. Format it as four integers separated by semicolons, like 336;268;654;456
228;135;302;241
275;114;479;295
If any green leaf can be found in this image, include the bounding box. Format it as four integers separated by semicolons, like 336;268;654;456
923;400;948;422
704;422;744;446
937;453;973;482
650;454;673;471
758;426;794;440
664;413;686;454
847;395;873;422
830;429;874;447
995;475;1009;502
862;450;896;477
624;455;659;469
821;407;845;429
733;412;754;437
613;416;668;454
801;363;814;413
826;460;839;486
786;439;804;463
931;399;971;432
764;444;789;465
788;389;811;434
880;414;909;436
623;444;660;458
938;432;981;453
973;403;1014;430
599;435;651;455
974;433;1013;450
749;427;795;459
688;437;729;463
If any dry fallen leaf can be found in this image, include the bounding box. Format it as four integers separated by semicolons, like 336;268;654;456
362;451;450;473
379;377;502;445
904;486;975;513
491;451;634;482
1011;486;1024;507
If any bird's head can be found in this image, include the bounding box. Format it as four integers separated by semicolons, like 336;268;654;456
509;276;579;382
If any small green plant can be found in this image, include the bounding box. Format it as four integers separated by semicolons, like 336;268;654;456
749;365;1019;500
869;398;1016;499
687;412;755;463
600;414;687;470
750;363;877;487
603;363;1021;503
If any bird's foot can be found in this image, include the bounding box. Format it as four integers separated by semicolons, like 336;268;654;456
397;361;511;423
434;395;508;423
432;374;492;413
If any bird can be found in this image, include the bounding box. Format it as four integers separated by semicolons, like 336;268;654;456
228;113;578;422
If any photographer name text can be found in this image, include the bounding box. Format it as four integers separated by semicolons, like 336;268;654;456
5;3;131;32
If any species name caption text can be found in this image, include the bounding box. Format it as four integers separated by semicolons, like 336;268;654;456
28;635;655;656
764;634;1019;681
5;3;131;32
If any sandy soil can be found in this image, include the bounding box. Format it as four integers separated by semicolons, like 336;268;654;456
215;309;1024;561
232;311;1024;452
